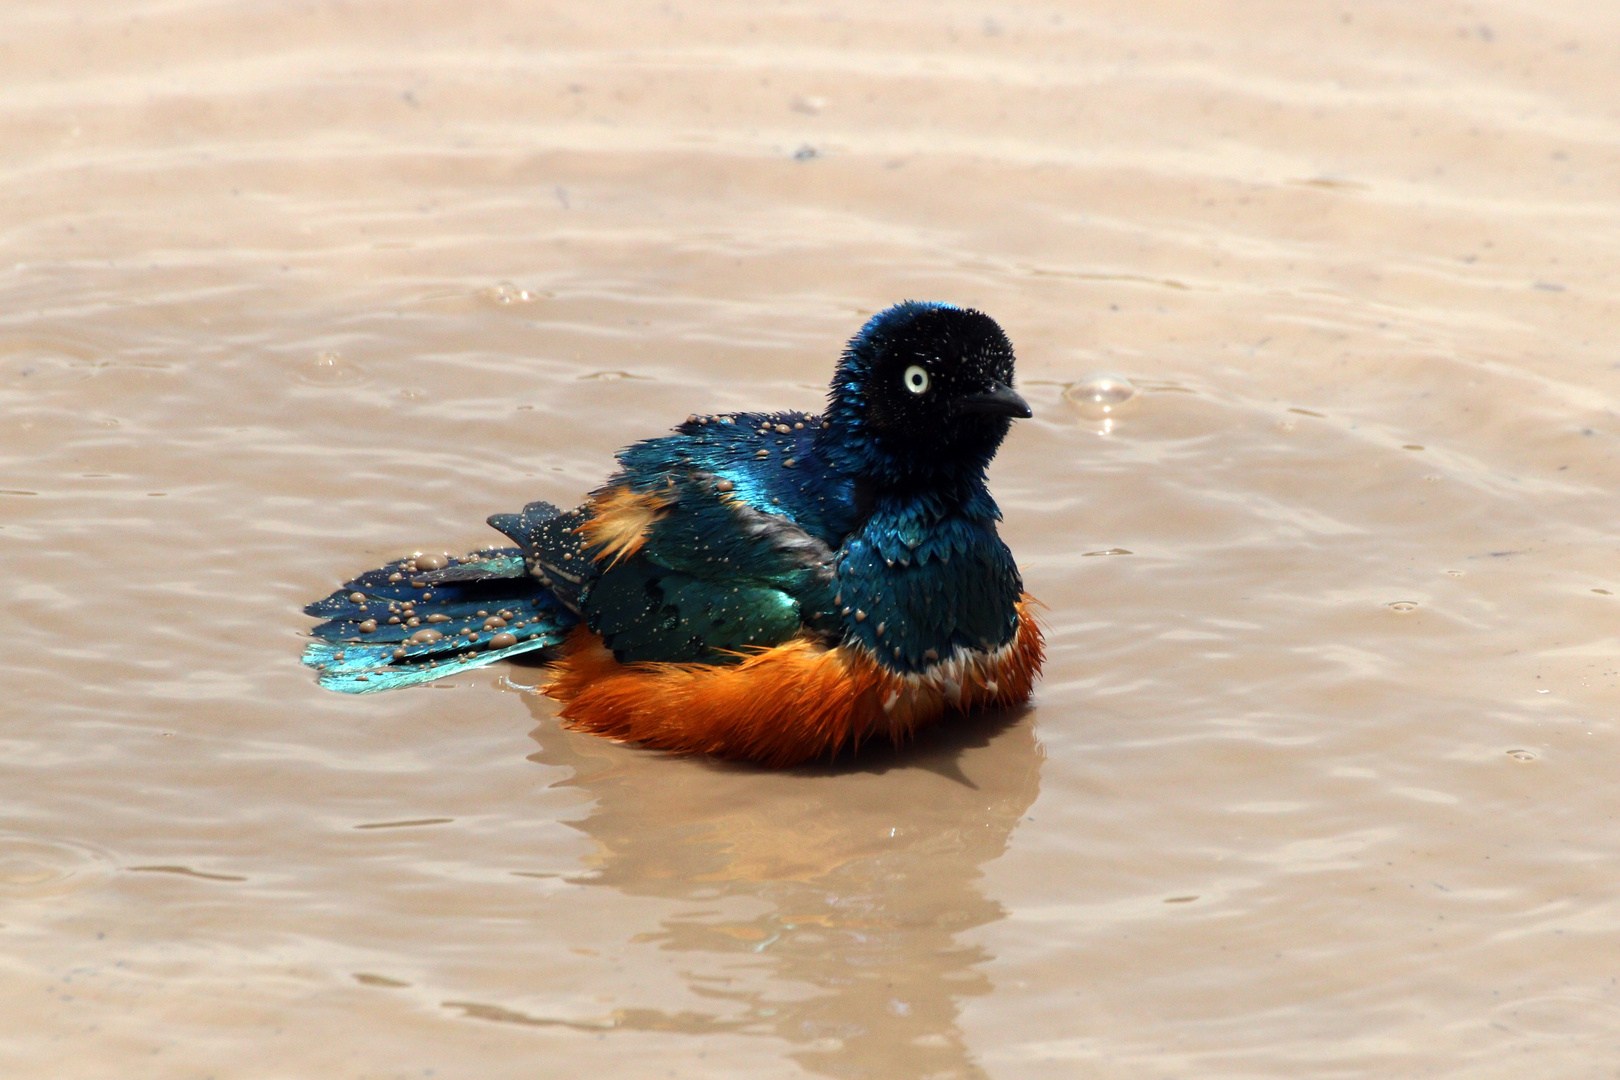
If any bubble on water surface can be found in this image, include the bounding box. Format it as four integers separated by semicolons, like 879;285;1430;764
296;350;365;387
1064;374;1139;419
1506;749;1537;761
482;281;542;305
1387;601;1419;612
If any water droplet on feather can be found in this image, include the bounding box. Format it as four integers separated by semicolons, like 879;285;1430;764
489;632;518;649
410;629;443;643
415;553;448;571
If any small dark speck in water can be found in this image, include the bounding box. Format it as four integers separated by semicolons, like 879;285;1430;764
793;144;820;161
1164;896;1198;904
1533;281;1565;291
127;865;247;882
354;973;411;988
354;818;454;830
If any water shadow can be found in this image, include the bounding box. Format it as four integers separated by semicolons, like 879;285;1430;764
521;698;1044;1079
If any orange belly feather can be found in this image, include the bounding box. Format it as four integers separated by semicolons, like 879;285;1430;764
541;595;1045;768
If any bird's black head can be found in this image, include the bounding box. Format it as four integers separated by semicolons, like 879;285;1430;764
817;301;1030;486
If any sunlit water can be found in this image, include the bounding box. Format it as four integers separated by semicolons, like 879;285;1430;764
5;3;1620;1077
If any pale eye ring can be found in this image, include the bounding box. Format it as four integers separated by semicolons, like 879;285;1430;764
903;365;930;394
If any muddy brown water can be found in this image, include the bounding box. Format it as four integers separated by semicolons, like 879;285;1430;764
5;3;1620;1077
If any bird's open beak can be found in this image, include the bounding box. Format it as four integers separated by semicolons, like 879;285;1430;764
956;382;1032;419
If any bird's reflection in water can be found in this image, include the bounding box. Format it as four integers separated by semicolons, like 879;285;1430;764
519;698;1043;1080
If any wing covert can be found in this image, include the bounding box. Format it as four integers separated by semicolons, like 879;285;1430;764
575;467;839;663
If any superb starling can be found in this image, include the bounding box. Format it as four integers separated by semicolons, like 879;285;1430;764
304;301;1044;766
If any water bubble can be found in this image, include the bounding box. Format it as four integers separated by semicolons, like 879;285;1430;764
1387;601;1419;612
482;281;540;305
1064;374;1139;419
296;350;365;387
1506;749;1536;761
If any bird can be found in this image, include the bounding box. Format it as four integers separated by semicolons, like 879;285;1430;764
302;300;1044;767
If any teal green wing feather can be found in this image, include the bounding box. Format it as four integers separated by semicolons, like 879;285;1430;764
578;472;837;663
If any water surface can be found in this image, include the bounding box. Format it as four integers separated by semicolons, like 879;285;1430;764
5;2;1620;1077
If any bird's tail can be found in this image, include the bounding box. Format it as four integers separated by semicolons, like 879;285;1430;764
302;502;580;693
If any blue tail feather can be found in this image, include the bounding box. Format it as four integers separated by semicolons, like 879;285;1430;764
302;546;578;694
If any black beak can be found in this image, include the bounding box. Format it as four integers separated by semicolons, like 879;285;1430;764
955;382;1032;419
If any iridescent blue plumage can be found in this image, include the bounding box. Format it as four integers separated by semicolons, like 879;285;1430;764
303;301;1033;692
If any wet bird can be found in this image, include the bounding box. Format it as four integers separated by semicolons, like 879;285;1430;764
303;301;1044;766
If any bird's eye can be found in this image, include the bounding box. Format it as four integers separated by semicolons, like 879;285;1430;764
903;365;930;394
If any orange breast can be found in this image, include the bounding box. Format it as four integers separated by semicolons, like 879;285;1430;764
541;595;1045;768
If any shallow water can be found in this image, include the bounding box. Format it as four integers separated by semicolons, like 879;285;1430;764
5;2;1620;1076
